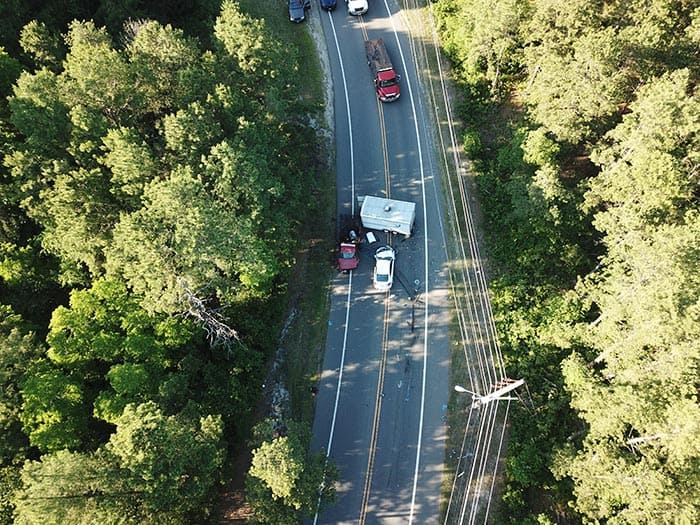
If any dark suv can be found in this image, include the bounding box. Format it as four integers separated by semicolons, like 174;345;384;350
289;0;311;22
320;0;337;10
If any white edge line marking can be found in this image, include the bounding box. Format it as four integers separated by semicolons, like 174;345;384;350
326;271;353;457
380;2;429;522
313;10;355;525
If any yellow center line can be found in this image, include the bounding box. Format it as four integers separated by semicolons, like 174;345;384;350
358;15;393;523
359;294;391;524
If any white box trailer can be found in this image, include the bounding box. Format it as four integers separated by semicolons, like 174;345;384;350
359;195;416;236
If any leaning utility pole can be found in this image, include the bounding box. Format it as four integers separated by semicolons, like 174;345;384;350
456;378;526;409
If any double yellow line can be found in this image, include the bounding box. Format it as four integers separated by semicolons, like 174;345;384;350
359;295;391;524
358;20;393;525
360;23;391;198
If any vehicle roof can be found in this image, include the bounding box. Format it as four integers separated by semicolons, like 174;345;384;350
338;243;358;270
376;258;392;269
375;257;393;280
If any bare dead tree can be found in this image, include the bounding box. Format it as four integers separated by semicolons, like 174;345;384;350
177;278;240;354
120;18;151;48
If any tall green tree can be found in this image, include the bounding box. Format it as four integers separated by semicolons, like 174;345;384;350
46;278;188;368
12;449;128;525
61;21;137;128
99;126;157;211
18;20;64;71
106;167;277;315
162;101;224;168
45;278;196;422
214;0;299;116
105;402;226;521
247;419;337;523
14;402;226;524
125;20;201;117
436;0;529;94
586;69;699;236
36;164;119;280
20;361;88;453
0;307;42;465
523;7;631;144
0;465;20;525
0;47;21;108
8;68;70;158
522;0;700;145
202;128;286;232
434;0;700;523
554;69;700;524
214;0;278;80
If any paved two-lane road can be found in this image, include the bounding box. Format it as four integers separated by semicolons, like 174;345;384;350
310;1;452;523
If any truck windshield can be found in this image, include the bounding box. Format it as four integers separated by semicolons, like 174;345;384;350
379;79;397;87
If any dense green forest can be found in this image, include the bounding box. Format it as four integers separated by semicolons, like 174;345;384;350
0;1;334;523
1;0;698;523
435;0;700;523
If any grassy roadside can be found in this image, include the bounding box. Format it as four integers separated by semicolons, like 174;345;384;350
214;1;336;522
236;0;333;434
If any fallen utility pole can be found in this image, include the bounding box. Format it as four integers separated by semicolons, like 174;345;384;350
459;378;526;409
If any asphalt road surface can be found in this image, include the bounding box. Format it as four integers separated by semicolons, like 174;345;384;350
310;1;452;523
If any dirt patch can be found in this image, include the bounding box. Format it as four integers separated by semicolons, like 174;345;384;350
308;6;335;133
215;448;254;523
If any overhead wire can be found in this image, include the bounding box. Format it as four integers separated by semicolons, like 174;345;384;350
415;0;515;522
392;0;519;521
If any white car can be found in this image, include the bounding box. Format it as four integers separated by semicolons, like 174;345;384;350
373;245;395;290
347;0;368;15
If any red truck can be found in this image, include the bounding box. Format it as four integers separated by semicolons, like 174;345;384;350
337;240;359;272
364;38;400;102
336;216;360;272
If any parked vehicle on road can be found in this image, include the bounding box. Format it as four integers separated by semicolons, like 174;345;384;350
373;245;395;290
289;0;310;22
347;0;368;15
364;38;400;102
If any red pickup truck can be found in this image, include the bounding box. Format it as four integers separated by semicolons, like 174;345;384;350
364;38;400;102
